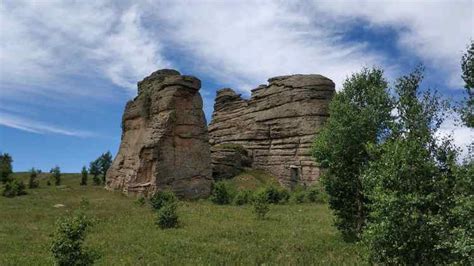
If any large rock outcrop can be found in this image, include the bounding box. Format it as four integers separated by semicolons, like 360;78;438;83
208;74;335;187
106;69;212;199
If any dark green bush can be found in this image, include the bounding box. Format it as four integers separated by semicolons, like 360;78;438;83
50;166;61;186
28;168;39;189
150;190;177;211
135;196;146;207
306;184;327;203
210;182;232;205
256;186;290;204
156;202;179;229
291;191;307;203
253;192;270;220
51;212;98;266
2;179;27;197
233;190;252;205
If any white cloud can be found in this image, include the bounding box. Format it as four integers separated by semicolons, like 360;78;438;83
313;0;474;88
0;111;94;137
0;0;170;96
150;1;385;93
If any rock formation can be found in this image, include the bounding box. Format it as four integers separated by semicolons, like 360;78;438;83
208;74;335;187
106;69;212;199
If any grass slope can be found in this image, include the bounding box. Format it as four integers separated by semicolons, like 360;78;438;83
0;173;364;265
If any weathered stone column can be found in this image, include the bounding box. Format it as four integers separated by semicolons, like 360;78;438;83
106;69;212;199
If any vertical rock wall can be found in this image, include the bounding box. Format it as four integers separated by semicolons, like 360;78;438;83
106;69;212;199
208;74;335;187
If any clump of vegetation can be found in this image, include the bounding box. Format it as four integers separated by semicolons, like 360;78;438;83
0;153;13;183
150;190;177;211
140;91;152;120
80;166;88;186
233;190;252;205
210;181;232;205
460;40;473;127
306;184;327;203
254;186;290;204
291;190;307;203
252;193;270;220
51;212;98;266
88;152;112;185
312;67;393;241
28;168;39;189
135;196;146;207
50;166;61;186
2;179;27;198
89;160;101;185
156;202;179;229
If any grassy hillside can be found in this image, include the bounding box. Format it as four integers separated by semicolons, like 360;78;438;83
0;173;364;265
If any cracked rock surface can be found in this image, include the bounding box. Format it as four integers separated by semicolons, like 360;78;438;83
208;74;335;187
106;69;212;199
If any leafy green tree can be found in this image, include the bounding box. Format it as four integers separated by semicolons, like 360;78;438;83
2;179;27;197
99;151;112;184
461;40;474;127
50;166;61;186
89;160;101;185
362;67;461;264
28;168;39;189
0;153;13;183
80;166;88;186
312;68;393;241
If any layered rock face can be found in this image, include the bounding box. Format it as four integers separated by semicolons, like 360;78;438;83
106;69;212;199
208;74;335;187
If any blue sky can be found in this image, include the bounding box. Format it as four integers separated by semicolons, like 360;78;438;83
0;0;473;172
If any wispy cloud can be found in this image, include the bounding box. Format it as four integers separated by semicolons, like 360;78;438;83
0;111;94;137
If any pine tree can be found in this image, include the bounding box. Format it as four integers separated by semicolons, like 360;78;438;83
80;166;88;186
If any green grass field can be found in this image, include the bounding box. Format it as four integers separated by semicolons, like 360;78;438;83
0;173;364;265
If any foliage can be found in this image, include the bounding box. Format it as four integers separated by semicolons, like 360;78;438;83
2;179;27;197
80;166;88;186
312;67;393;241
233;190;252;205
254;186;290;204
216;143;248;156
51;212;98;266
291;190;307;203
210;182;232;205
156;202;179;229
460;40;474;127
140;90;152;120
99;151;112;184
306;184;327;203
362;67;464;264
50;166;61;186
28;168;39;189
0;153;13;183
252;192;270;220
135;196;146;207
88;160;101;185
150;190;177;211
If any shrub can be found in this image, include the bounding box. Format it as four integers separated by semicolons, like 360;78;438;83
47;180;51;186
233;190;252;205
210;182;232;205
253;193;270;220
2;179;27;197
0;153;13;183
291;191;307;203
150;190;177;211
80;166;88;186
51;212;98;266
50;166;61;186
28;168;39;189
306;184;327;203
135;196;146;207
156;202;179;229
255;186;290;204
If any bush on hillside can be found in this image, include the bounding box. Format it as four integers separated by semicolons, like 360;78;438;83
2;179;27;198
28;168;39;189
51;212;98;266
50;166;61;186
210;182;232;205
253;192;270;220
306;184;327;203
150;190;177;211
233;190;252;205
156;202;179;229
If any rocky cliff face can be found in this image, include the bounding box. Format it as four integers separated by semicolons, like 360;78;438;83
106;69;212;199
208;74;335;187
